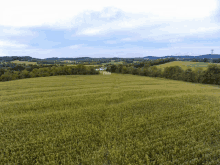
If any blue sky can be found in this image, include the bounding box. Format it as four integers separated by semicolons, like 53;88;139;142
0;0;220;59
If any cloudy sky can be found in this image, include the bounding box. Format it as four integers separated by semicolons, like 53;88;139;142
0;0;220;59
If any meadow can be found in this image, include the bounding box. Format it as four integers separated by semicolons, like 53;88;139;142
102;61;124;66
10;60;38;65
155;61;220;72
0;72;220;164
67;65;102;67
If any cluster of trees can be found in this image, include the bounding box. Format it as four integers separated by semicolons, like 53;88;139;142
106;57;177;73
106;63;220;85
191;58;220;63
191;58;209;62
0;64;99;82
120;57;177;69
212;58;220;63
2;56;220;86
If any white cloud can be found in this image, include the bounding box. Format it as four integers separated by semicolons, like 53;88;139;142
77;28;103;36
121;38;132;41
0;40;28;48
0;49;7;57
189;26;220;33
169;38;182;43
0;27;36;36
0;0;217;28
75;16;156;36
0;0;219;59
104;40;118;44
69;44;84;49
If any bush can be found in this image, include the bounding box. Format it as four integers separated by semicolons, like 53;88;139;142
0;70;13;81
163;66;184;80
122;66;129;74
131;68;139;75
20;69;30;79
148;66;162;77
182;68;196;82
199;64;220;85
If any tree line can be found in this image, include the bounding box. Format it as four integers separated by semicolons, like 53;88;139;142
106;58;220;85
1;57;220;86
0;64;99;82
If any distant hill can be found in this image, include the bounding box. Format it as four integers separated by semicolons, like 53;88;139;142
144;54;220;60
1;54;220;63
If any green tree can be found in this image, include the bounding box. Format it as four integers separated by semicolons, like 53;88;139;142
203;58;209;62
116;64;123;73
11;70;20;80
200;64;220;84
148;66;162;77
191;59;198;62
38;68;50;77
31;68;40;77
0;70;13;81
182;68;196;82
163;66;184;80
194;68;205;83
131;67;139;75
107;65;117;73
20;69;30;79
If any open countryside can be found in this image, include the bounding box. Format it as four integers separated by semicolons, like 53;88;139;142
10;60;38;65
2;0;220;163
155;61;220;72
0;70;220;164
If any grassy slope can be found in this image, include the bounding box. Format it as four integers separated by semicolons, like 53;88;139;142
0;73;220;164
155;61;220;71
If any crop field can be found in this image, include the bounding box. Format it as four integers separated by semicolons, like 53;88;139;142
11;60;38;65
155;61;220;71
102;61;124;66
0;73;220;164
67;65;101;67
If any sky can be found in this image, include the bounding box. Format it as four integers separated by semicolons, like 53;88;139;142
0;0;220;59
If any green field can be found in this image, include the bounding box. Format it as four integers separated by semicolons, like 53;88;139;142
155;61;220;71
9;61;102;67
0;73;220;164
11;60;38;65
67;64;101;67
102;61;123;66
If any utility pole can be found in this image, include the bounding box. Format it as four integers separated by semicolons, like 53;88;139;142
211;49;214;54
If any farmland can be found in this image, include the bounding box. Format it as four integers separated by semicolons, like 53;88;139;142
67;64;102;67
155;61;220;71
10;60;38;65
102;61;124;66
0;72;220;164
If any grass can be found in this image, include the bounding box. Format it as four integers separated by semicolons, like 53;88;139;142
155;61;220;72
102;62;123;66
67;65;101;67
0;72;220;164
10;60;38;65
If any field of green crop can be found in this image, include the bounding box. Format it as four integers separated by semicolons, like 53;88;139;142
0;73;220;164
67;65;101;67
102;61;124;66
155;61;220;71
11;60;38;65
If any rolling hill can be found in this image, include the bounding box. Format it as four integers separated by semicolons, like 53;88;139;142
0;73;220;164
155;61;220;71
